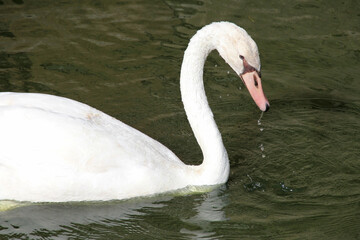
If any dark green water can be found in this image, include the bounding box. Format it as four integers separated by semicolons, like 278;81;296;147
1;0;359;239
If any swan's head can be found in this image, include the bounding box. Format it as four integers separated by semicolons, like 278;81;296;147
213;22;270;112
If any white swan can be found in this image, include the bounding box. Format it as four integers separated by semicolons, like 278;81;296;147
0;22;269;202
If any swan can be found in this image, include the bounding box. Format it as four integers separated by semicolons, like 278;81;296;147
0;22;269;202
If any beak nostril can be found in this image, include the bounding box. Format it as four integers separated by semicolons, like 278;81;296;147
253;75;258;87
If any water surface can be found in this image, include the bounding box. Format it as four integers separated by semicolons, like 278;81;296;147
1;0;359;239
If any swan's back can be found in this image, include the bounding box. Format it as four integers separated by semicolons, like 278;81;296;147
0;93;187;202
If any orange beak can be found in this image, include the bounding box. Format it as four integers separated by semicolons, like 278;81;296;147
240;71;270;112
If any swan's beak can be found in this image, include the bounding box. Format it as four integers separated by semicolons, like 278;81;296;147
240;71;270;112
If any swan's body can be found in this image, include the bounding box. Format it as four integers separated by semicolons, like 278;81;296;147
0;22;269;202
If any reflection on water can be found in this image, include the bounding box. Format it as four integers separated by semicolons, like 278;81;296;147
180;187;228;239
0;188;228;239
1;0;360;239
1;199;167;238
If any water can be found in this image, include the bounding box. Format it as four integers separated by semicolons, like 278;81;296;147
1;0;359;239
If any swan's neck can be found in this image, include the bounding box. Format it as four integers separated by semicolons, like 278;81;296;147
180;26;230;185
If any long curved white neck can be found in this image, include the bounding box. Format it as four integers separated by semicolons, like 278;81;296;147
180;25;230;185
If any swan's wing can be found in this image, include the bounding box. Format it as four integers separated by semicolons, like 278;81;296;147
0;92;183;170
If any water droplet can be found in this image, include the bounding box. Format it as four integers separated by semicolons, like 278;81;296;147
215;64;217;67
280;182;294;192
258;112;264;125
260;144;264;151
260;128;264;132
227;71;230;74
239;86;242;90
262;154;266;158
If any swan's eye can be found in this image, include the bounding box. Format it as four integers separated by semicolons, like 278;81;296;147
258;72;262;78
239;55;244;60
254;75;258;87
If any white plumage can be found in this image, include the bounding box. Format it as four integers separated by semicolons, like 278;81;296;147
0;22;269;202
